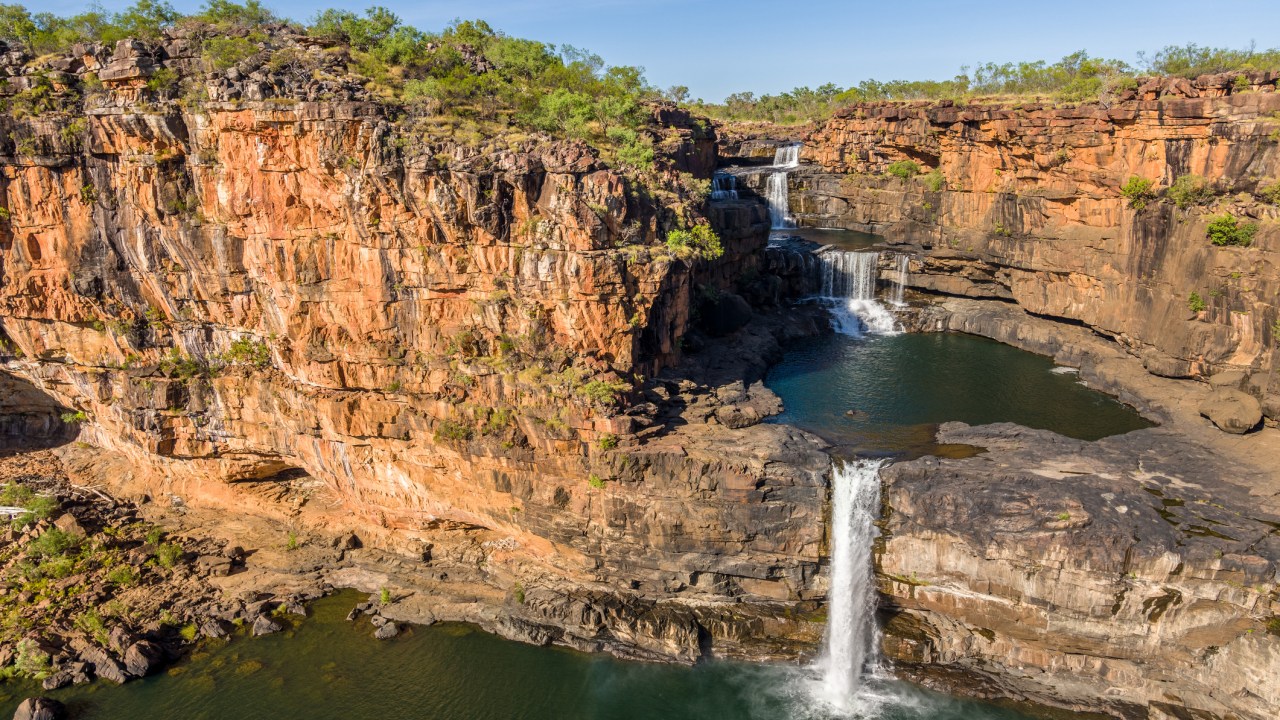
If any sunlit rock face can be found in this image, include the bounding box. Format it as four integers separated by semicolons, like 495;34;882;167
0;34;826;651
763;77;1280;398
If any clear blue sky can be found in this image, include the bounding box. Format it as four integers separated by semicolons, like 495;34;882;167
45;0;1280;101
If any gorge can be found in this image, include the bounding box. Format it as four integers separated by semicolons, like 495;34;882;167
1;6;1279;720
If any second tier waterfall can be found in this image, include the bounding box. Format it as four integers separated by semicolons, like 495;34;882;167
811;250;901;335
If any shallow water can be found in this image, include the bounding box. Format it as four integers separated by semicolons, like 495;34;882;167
765;331;1152;457
0;591;1039;720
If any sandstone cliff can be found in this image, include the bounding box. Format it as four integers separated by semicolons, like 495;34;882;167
736;73;1280;413
0;31;827;660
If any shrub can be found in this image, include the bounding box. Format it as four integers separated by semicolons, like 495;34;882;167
221;337;271;368
8;639;51;680
580;380;629;406
665;225;724;261
1188;291;1207;313
512;582;525;604
145;66;179;93
1258;179;1280;205
1120;175;1156;210
106;564;139;586
379;587;391;604
27;527;78;559
60;410;89;424
1206;213;1257;247
285;531;299;551
179;623;199;642
434;420;473;444
921;168;945;192
202;35;259;71
155;542;185;568
597;433;618;451
1165;174;1212;209
587;474;606;489
886;160;921;180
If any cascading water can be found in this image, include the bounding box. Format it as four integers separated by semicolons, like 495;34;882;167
774;144;801;168
814;459;886;714
767;174;796;229
767;143;802;229
890;255;909;307
812;250;901;335
711;172;739;200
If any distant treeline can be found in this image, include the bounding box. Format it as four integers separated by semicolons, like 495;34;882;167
688;45;1280;125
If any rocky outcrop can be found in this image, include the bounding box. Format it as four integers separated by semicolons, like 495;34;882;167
879;422;1280;720
734;77;1280;412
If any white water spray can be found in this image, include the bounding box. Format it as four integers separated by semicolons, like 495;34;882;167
815;459;885;714
812;250;901;335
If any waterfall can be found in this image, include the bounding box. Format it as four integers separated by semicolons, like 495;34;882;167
890;254;909;307
767;173;795;229
766;143;802;229
710;172;739;200
773;143;801;168
813;250;901;335
816;459;885;712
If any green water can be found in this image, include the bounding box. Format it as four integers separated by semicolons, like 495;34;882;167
0;592;1038;720
765;331;1152;457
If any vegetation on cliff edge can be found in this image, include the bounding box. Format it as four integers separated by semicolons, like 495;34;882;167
693;45;1280;124
0;2;667;170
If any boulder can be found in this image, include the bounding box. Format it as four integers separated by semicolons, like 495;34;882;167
12;697;65;720
77;645;128;684
1207;370;1249;390
1198;388;1263;434
122;641;162;677
51;513;83;537
251;615;282;636
373;622;399;640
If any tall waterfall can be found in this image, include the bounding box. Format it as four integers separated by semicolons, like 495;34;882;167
767;143;802;229
710;172;739;200
767;173;795;229
890;254;910;307
816;459;885;712
813;250;900;335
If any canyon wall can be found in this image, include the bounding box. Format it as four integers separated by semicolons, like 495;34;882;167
0;36;827;658
743;74;1280;403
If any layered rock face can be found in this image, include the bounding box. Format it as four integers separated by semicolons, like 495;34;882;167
0;35;828;658
759;76;1280;404
880;423;1280;720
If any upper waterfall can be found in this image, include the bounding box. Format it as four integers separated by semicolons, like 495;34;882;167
773;144;801;168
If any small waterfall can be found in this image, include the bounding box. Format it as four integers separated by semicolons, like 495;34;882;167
890;254;910;307
816;459;885;712
710;172;739;201
773;143;801;168
767;173;795;229
814;250;901;335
